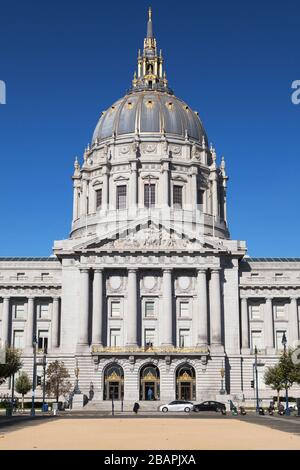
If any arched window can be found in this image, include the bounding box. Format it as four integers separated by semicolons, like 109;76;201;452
139;364;160;401
176;364;196;401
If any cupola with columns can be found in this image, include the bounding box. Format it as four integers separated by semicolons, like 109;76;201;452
67;8;230;243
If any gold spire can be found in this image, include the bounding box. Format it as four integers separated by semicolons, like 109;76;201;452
148;6;152;21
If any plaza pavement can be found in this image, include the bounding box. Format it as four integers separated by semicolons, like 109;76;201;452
0;412;300;449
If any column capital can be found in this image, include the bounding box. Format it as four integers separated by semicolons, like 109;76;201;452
53;296;60;303
265;297;273;303
163;268;172;274
290;297;298;302
197;268;207;274
210;268;221;274
128;268;137;274
2;296;10;301
80;268;90;274
94;268;103;274
27;296;35;302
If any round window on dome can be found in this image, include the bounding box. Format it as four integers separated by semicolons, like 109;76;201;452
127;101;133;109
146;100;154;109
167;102;174;110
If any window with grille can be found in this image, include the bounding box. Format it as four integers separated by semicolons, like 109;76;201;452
96;189;102;210
179;329;190;348
111;301;120;317
179;301;189;317
251;330;264;351
117;185;127;209
38;330;49;352
250;303;260;320
110;329;121;347
274;303;285;319
144;184;155;208
144;329;155;347
38;301;49;319
13;330;24;349
173;185;183;209
145;301;155;318
14;302;25;319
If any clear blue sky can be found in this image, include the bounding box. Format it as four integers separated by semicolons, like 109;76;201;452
0;0;299;257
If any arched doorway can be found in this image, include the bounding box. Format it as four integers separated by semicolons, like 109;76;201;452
140;364;160;401
176;364;196;401
103;363;124;400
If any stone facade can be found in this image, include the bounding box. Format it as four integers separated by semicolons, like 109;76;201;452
0;9;299;407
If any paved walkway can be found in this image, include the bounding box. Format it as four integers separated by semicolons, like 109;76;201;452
0;414;300;449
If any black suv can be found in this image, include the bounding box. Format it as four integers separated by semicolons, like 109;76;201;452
193;401;226;413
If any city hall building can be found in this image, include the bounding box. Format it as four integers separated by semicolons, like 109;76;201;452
1;9;300;407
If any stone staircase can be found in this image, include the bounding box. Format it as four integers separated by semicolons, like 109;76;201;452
83;400;163;412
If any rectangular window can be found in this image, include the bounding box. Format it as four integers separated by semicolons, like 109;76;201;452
251;330;264;351
37;301;49;319
173;185;183;209
17;273;25;280
274;303;285;319
144;184;155;208
145;301;155;318
96;189;102;210
41;273;49;281
144;328;155;347
13;330;24;349
250;303;260;320
276;330;286;351
179;301;189;318
14;302;25;319
197;189;203;206
111;301;120;317
38;330;49;352
117;185;127;210
179;329;190;348
110;329;121;347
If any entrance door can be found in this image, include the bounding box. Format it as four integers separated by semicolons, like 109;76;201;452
179;382;192;401
108;382;120;400
144;382;155;400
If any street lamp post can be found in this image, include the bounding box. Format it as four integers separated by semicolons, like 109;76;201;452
219;361;225;394
30;336;37;417
282;332;290;416
254;346;260;412
74;358;81;394
42;347;47;412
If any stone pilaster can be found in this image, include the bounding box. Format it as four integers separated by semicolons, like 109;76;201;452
126;269;138;347
264;297;274;353
92;269;103;346
77;268;90;347
196;269;208;347
1;297;10;347
210;269;223;352
289;297;299;347
51;297;60;349
161;269;173;347
241;297;250;353
25;297;35;350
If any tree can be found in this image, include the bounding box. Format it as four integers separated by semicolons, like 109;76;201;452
0;347;22;385
46;361;71;402
264;364;285;407
15;372;32;411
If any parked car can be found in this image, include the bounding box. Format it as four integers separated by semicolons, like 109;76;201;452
193;401;226;413
159;400;194;413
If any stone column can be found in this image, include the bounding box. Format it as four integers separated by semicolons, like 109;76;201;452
126;269;138;347
102;170;109;210
80;179;87;215
78;269;90;346
1;297;10;346
191;168;197;207
51;297;60;349
130;161;138;209
212;177;218;218
241;297;249;351
162;162;169;207
73;186;79;221
289;298;299;346
196;269;208;347
264;297;274;351
210;269;223;350
25;297;35;350
161;269;173;346
92;269;103;346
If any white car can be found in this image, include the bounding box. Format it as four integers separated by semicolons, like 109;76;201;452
159;400;194;413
